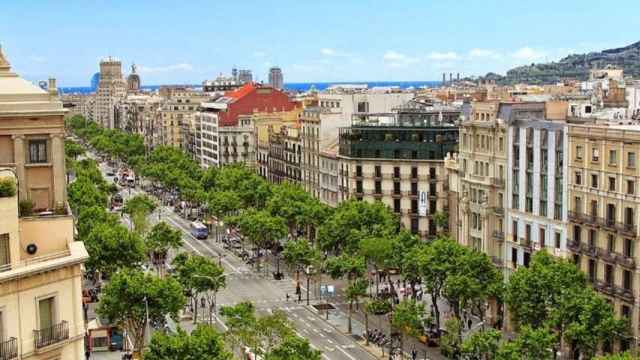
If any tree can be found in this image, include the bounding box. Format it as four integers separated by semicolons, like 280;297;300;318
416;237;463;333
461;328;501;360
76;205;119;240
64;139;85;160
84;223;146;275
123;194;157;233
236;209;287;270
440;318;463;359
595;353;640;360
359;236;394;295
505;251;625;356
317;199;398;254
172;253;226;324
267;182;316;238
391;299;425;358
282;239;321;283
266;335;322;360
257;310;295;355
495;326;556;360
145;222;183;274
208;190;242;220
97;269;186;353
325;254;366;334
220;301;258;354
144;324;232;360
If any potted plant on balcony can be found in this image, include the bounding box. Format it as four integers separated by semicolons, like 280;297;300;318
19;199;35;216
0;177;16;198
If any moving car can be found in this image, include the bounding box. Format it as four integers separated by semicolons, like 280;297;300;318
190;221;209;239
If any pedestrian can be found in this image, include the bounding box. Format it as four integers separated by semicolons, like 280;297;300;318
286;293;290;302
85;349;90;360
411;348;417;360
467;317;473;330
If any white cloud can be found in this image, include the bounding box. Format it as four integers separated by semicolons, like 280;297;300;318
252;51;267;58
28;56;46;63
468;48;501;59
426;51;459;61
512;47;546;62
383;50;419;67
320;48;353;58
138;63;194;73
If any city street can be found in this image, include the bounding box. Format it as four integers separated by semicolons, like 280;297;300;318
91;155;382;360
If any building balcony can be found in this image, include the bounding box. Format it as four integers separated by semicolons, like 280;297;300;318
494;206;504;216
595;247;617;263
617;222;636;237
491;177;505;188
567;239;580;252
617;255;636;269
34;321;69;350
492;231;504;241
615;286;635;303
0;337;17;360
594;280;616;297
491;256;504;267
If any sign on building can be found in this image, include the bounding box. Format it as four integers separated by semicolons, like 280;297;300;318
419;191;428;217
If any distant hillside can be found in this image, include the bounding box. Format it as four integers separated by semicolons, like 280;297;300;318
481;41;640;85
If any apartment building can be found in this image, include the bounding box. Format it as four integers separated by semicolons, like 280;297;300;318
338;103;459;239
319;145;340;207
568;125;640;350
157;87;210;149
0;48;88;360
505;103;569;276
267;124;302;184
94;57;127;128
454;101;507;266
254;110;302;179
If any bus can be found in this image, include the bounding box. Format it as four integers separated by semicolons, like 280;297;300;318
190;221;209;239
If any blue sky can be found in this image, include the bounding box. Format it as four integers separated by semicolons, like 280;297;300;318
1;0;638;86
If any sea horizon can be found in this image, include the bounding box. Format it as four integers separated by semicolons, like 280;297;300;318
59;80;442;95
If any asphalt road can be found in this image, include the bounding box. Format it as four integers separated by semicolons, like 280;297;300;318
92;157;379;360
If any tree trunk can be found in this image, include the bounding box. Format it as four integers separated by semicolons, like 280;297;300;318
365;311;370;345
306;275;310;306
348;300;353;334
431;292;441;335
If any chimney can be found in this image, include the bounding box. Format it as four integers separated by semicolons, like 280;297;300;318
48;77;58;95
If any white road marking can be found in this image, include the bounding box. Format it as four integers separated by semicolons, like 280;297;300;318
336;345;357;360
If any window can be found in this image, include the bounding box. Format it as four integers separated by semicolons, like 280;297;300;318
591;148;599;162
411;167;418;179
607;234;615;252
356;180;363;193
621;305;631;319
38;297;55;330
628;152;636;168
393;182;401;195
555;231;561;249
0;234;9;271
591;174;598;189
627;180;635;195
588;259;597;282
605;264;613;285
410;218;419;234
539;228;546;247
523;252;531;267
28;139;47;163
624;238;633;257
576;145;583;160
411;183;418;196
411;200;418;214
374;165;381;178
394;199;401;213
575;171;582;185
511;248;518;268
356;165;362;177
574;196;582;213
525;224;531;245
374;181;382;194
394;167;400;178
623;270;632;291
609;177;616;192
512;221;518;243
609;150;617;165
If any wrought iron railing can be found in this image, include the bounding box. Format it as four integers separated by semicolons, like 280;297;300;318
0;337;17;360
34;321;69;349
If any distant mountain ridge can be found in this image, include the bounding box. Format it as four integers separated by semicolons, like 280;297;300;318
483;41;640;85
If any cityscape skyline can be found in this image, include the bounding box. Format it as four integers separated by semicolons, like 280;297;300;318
1;0;639;86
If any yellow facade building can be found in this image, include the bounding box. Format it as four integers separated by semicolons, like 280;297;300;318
0;46;88;360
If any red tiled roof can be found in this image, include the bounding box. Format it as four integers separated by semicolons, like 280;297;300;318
225;83;256;100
